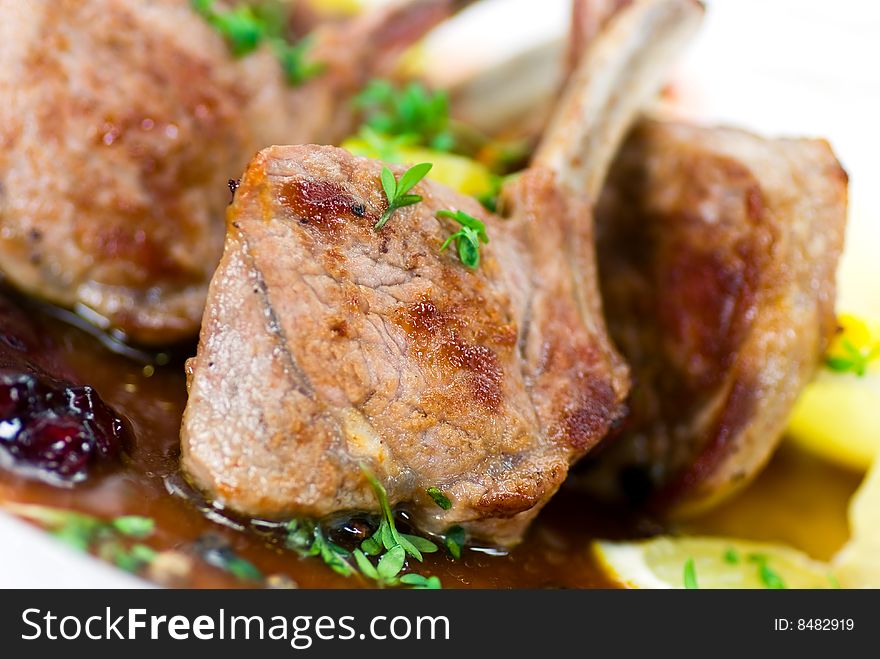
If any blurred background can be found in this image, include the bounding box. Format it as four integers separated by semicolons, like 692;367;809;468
401;0;880;319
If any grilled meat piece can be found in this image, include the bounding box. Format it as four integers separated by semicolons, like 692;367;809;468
0;0;470;344
182;146;629;545
181;0;704;544
580;119;848;514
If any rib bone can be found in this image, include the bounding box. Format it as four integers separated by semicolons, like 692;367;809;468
180;0;704;545
535;0;704;198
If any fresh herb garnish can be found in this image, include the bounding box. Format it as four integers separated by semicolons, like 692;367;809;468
683;557;699;589
356;467;440;587
444;525;466;560
399;573;443;589
426;487;452;511
5;503;157;573
355;80;455;152
282;471;441;588
825;337;879;377
748;553;787;589
109;544;158;574
191;0;322;85
273;36;325;86
360;468;438;563
437;209;489;269
723;547;740;565
476;174;505;212
375;163;432;230
112;515;156;538
758;563;787;589
224;555;264;581
285;519;354;577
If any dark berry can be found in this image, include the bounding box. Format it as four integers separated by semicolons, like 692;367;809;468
19;416;93;478
0;371;128;485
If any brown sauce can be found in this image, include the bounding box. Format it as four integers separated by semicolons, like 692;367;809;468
0;288;861;587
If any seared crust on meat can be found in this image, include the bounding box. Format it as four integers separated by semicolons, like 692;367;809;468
181;145;628;545
582;119;848;513
0;0;473;343
0;0;248;343
180;0;705;545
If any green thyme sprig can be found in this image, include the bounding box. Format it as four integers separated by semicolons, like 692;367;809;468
5;503;157;574
282;470;441;588
191;0;323;85
375;163;433;230
286;519;354;578
355;80;455;152
359;468;439;564
437;209;489;269
352;467;440;587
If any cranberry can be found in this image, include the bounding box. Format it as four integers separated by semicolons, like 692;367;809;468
0;371;128;485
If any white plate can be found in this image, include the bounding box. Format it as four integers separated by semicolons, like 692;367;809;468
1;0;877;589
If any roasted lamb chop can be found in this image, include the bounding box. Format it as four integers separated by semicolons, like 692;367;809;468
578;119;848;514
0;0;472;344
181;0;704;545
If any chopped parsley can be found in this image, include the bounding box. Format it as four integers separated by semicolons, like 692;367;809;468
5;503;157;574
426;487;452;511
758;563;787;589
444;525;466;560
723;547;740;565
683;557;699;589
748;553;787;589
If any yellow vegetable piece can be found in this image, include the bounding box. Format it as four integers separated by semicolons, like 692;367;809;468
833;459;880;588
305;0;362;16
826;313;880;373
594;537;835;589
787;313;880;471
341;137;496;199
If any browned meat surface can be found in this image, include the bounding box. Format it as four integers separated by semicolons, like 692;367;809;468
181;0;704;544
182;146;629;546
579;119;848;514
0;0;469;344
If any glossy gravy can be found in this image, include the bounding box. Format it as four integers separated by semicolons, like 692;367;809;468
0;288;861;588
